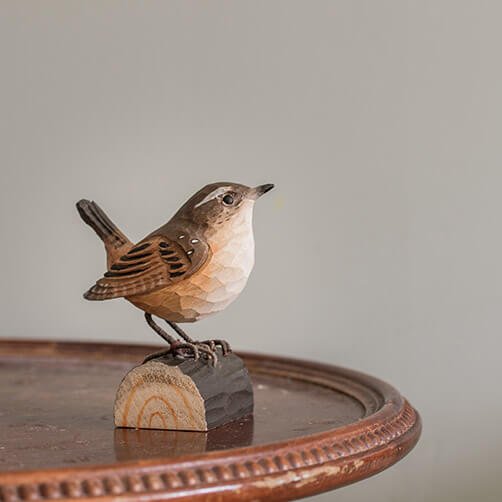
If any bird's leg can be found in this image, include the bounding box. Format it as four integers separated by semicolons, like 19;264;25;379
143;313;182;362
164;320;219;365
142;313;218;366
143;341;212;364
165;320;231;358
164;320;195;343
145;313;177;344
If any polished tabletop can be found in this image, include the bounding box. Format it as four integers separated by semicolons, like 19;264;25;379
0;340;421;501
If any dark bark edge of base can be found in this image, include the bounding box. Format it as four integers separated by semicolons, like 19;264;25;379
114;349;254;431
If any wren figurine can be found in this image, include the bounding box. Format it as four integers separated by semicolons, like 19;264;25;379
77;182;274;365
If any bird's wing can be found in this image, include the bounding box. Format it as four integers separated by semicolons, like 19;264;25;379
83;235;209;300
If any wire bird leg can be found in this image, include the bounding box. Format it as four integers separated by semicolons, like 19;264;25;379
145;312;177;344
164;320;232;357
165;320;196;343
143;313;218;366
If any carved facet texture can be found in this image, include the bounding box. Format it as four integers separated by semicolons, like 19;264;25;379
129;201;255;322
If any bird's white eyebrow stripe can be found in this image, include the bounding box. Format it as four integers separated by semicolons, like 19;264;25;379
194;187;229;208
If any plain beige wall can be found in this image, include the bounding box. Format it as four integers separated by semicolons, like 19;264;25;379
1;2;501;501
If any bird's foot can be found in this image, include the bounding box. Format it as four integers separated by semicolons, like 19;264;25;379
174;341;218;366
142;341;218;366
197;339;232;356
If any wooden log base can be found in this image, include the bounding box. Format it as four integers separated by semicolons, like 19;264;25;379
114;350;254;431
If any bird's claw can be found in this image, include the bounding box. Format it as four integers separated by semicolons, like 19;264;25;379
176;341;218;366
198;339;232;356
142;341;218;366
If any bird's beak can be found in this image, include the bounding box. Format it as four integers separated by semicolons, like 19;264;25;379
250;184;275;200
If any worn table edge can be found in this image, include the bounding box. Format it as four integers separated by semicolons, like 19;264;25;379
0;339;422;501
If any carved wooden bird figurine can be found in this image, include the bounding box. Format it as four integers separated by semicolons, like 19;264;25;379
77;182;274;364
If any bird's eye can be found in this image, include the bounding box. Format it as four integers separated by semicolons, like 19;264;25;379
222;194;234;206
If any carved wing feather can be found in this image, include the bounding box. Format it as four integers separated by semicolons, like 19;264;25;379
84;235;206;300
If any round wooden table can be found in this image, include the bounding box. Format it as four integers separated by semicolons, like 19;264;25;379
0;340;421;501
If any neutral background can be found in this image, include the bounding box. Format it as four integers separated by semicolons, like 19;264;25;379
1;2;500;501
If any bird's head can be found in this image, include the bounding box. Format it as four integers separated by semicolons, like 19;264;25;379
174;182;274;229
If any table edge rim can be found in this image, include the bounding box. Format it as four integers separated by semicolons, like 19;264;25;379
0;339;422;501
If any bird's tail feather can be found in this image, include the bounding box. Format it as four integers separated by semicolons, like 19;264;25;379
76;199;129;250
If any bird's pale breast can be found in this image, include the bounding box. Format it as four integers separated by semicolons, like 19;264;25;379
128;203;255;322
